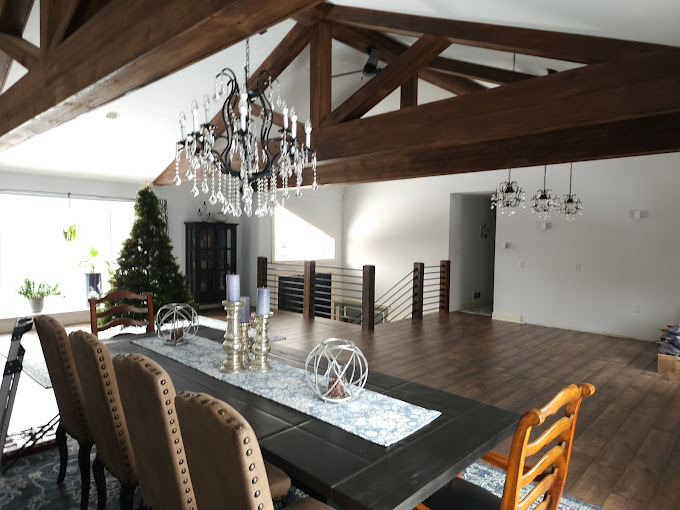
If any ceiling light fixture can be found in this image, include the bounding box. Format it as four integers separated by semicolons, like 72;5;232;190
561;163;583;219
174;38;317;218
531;165;559;218
105;111;119;120
491;140;524;215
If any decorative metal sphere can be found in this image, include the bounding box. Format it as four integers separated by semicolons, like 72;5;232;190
156;303;198;345
305;338;368;403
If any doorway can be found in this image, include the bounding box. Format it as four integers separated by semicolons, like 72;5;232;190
448;194;496;316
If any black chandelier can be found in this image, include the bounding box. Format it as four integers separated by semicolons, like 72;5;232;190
531;164;559;218
561;163;583;219
174;39;317;218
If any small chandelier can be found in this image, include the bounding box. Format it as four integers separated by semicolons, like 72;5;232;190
174;38;317;218
561;163;583;220
531;165;559;218
491;166;524;214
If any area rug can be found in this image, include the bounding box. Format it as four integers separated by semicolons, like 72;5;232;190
0;439;601;509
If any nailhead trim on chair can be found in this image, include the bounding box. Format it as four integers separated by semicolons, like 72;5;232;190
116;353;195;510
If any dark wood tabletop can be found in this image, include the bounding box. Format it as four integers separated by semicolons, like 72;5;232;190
108;329;520;510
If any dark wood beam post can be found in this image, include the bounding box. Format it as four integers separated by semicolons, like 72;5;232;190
303;260;316;319
439;260;451;313
412;262;424;320
400;74;418;108
310;21;332;127
257;256;268;289
362;265;375;331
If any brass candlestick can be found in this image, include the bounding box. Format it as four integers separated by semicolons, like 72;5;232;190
220;300;245;373
250;312;273;372
239;321;251;367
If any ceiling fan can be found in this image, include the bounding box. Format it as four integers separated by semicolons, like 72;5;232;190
332;46;383;79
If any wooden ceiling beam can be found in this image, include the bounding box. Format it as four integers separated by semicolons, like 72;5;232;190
0;32;38;69
306;112;680;186
400;74;418;108
328;34;451;124
0;0;325;151
42;0;80;54
325;5;666;64
0;0;33;92
331;25;490;95
314;47;680;161
310;21;332;127
246;22;311;90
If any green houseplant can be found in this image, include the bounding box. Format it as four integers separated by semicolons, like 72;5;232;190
79;246;105;304
17;279;61;313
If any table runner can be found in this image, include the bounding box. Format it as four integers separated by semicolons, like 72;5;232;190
132;335;441;447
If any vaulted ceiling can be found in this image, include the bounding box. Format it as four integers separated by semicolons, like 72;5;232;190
0;0;678;184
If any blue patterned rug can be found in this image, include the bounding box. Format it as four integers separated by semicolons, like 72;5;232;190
0;440;600;509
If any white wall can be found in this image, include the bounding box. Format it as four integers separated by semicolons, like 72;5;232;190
449;194;495;310
343;152;680;341
157;184;345;303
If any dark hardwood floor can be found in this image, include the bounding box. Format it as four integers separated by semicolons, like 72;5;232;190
202;309;679;510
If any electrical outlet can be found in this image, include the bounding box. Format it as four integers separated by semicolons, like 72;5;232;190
473;292;481;300
633;304;640;313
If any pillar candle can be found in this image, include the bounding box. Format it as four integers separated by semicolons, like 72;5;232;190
256;287;270;315
226;274;240;302
240;296;250;323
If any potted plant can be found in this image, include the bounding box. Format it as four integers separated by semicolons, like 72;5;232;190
80;246;104;304
17;279;61;313
63;223;78;242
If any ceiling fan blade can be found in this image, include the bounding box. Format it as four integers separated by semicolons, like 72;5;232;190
331;69;364;78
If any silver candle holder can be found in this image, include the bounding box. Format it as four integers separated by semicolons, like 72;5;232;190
250;312;273;372
220;300;246;373
239;321;251;367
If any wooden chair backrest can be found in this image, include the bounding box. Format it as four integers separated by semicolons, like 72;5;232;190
89;290;154;337
500;383;595;510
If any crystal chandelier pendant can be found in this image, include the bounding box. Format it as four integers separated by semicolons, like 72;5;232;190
561;163;583;220
173;37;318;219
531;165;558;218
491;169;524;215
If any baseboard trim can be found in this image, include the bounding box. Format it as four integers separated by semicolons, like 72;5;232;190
491;312;523;324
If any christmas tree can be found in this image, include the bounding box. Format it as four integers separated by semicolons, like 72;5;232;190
109;184;192;317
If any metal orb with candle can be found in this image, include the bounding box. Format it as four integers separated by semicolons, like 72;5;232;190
305;338;368;403
156;303;198;345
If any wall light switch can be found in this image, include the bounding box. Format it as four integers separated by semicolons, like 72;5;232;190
574;264;581;272
633;304;640;313
502;242;510;250
631;210;647;220
540;222;551;230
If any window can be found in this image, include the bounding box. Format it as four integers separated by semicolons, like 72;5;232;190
273;207;335;262
0;193;135;316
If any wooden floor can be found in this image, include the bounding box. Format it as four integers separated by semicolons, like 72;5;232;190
203;309;680;510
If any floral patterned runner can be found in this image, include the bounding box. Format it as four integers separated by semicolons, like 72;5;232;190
132;335;441;447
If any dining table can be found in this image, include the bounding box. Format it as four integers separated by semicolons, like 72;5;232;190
107;325;520;510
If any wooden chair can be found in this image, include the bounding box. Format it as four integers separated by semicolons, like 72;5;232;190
70;330;138;510
89;289;154;338
112;353;195;510
175;390;333;510
34;315;95;510
421;383;595;510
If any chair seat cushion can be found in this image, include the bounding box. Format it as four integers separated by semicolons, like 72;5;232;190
265;461;291;500
423;477;502;510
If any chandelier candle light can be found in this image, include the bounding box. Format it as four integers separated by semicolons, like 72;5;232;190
174;38;318;218
561;163;583;220
531;165;560;218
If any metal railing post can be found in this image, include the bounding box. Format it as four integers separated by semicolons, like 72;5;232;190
412;262;424;320
303;260;316;319
362;265;375;331
439;260;451;313
257;256;268;288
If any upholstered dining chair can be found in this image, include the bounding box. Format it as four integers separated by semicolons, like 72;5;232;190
70;330;138;510
34;315;95;510
421;383;595;510
112;352;195;510
175;390;334;510
89;289;154;338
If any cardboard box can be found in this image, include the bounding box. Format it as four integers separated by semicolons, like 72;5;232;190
658;353;680;375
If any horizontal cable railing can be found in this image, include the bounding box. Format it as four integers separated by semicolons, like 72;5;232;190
257;258;452;331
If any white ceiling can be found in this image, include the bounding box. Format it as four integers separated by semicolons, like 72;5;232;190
0;0;677;183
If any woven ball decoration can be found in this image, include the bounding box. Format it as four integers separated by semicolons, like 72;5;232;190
156;303;198;345
305;338;368;403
